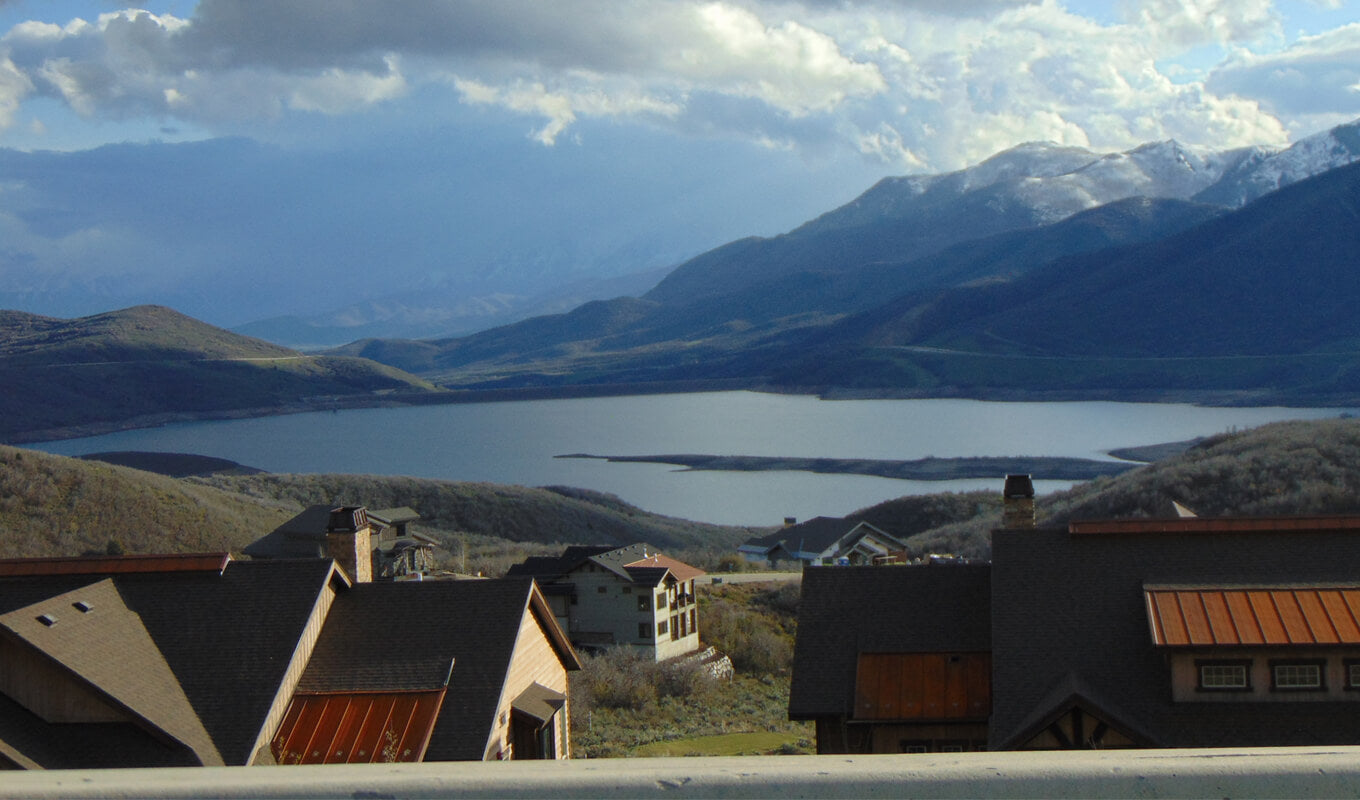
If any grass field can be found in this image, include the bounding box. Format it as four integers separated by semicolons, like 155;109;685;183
631;731;811;757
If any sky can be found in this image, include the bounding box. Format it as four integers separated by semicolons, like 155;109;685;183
0;0;1357;330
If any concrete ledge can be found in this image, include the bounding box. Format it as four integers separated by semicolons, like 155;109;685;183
5;747;1360;799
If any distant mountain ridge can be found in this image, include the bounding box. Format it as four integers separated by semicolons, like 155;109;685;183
0;305;438;443
333;116;1360;404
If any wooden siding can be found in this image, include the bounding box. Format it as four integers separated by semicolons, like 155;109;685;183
1146;588;1360;646
485;601;574;760
0;637;127;724
854;653;990;721
1017;706;1137;750
270;690;446;764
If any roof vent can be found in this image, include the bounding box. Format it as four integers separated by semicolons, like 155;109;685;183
73;600;94;613
36;613;57;627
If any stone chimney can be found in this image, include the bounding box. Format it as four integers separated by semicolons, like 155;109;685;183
326;506;373;583
1002;474;1036;530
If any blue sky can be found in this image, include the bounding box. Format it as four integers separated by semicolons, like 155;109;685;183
0;1;1357;330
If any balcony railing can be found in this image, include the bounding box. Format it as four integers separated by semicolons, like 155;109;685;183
3;747;1359;799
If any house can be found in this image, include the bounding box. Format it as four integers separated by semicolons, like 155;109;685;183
791;480;1360;753
0;550;579;769
506;543;704;661
789;563;992;754
739;517;907;567
990;512;1360;750
271;577;580;762
244;504;439;580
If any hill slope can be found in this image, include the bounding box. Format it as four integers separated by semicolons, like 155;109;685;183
1;447;762;568
898;417;1360;557
194;473;762;554
0;305;438;442
773;159;1360;399
0;445;293;558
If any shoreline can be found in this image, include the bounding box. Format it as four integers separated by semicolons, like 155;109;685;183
6;379;1352;446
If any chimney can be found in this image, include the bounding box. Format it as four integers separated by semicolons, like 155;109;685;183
1002;474;1035;530
783;517;797;527
326;506;373;583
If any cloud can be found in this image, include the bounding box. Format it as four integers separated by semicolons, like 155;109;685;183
1127;0;1279;49
452;77;682;145
0;55;30;128
0;0;1343;172
1206;22;1360;126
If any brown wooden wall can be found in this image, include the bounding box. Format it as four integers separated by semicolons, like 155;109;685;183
0;637;127;724
854;652;990;721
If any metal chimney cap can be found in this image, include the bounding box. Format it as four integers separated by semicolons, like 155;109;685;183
1003;474;1035;498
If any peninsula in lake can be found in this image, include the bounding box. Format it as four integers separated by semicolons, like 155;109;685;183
557;453;1146;482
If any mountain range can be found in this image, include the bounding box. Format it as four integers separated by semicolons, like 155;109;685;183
329;117;1360;403
5;119;1360;445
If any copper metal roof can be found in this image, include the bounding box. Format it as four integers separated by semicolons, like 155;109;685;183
1072;516;1360;536
270;689;447;764
0;553;231;577
1145;587;1360;646
853;652;991;721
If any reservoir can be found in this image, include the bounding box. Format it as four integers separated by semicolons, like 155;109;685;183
28;392;1354;526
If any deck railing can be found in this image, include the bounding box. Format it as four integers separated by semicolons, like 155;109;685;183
4;747;1359;799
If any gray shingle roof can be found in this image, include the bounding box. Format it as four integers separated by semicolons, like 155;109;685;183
506;543;678;585
790;564;992;719
0;558;341;766
0;579;221;765
743;518;902;558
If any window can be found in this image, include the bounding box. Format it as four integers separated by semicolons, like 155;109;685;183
637;595;651;612
639;622;652;639
597;586;607;594
1347;661;1360;689
622;586;631;594
657;620;668;636
670;614;679;641
657;592;667;608
1198;660;1250;691
1272;660;1325;691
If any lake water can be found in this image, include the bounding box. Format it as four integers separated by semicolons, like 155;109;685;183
27;392;1355;526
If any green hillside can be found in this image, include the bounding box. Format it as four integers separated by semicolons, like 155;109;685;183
0;305;439;443
0;446;762;571
5;418;1358;571
195;472;763;563
898;417;1360;557
0;445;293;558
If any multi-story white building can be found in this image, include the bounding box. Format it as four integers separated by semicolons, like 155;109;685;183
507;543;704;661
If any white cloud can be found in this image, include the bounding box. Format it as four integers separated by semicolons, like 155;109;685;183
0;55;30;128
452;77;682;145
1206;22;1360;130
288;56;408;114
0;0;1349;170
1128;0;1279;49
